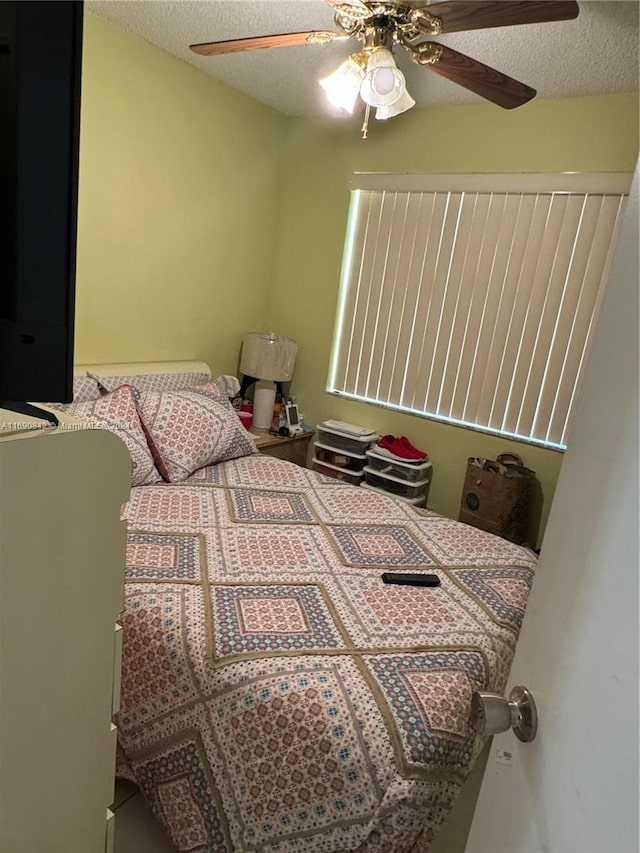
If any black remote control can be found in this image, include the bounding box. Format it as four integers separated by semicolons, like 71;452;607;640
381;572;440;587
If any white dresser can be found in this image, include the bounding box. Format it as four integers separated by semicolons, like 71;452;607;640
0;424;130;852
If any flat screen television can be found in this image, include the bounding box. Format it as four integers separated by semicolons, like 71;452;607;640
0;0;83;413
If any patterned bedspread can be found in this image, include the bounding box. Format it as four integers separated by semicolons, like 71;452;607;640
118;454;536;852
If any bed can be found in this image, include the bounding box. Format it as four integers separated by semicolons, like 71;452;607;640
57;361;536;852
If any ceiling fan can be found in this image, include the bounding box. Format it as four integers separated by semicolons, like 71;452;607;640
190;1;580;134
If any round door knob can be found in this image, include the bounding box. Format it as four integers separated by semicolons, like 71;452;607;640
470;685;538;742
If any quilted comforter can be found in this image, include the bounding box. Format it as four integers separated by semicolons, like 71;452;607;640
118;454;536;852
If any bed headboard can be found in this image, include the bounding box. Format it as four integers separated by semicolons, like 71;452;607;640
75;361;212;379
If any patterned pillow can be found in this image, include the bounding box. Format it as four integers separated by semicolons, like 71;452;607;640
135;384;258;483
63;385;162;486
89;371;211;395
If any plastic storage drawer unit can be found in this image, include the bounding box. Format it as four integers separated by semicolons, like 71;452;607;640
363;466;430;500
361;482;426;507
312;459;365;486
316;424;377;456
365;449;432;483
314;442;367;472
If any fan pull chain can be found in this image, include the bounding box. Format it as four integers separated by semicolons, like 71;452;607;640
361;103;370;139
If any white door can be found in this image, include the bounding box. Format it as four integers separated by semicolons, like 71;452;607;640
465;161;639;853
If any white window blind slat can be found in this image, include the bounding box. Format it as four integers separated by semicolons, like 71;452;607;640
445;193;493;421
332;189;367;392
341;190;382;395
506;194;568;437
399;192;443;405
533;194;603;444
541;195;608;443
426;193;472;415
485;195;538;431
329;173;629;449
359;191;399;398
474;193;531;430
421;192;466;414
434;192;483;417
383;192;426;406
405;192;456;411
449;193;494;421
500;193;558;434
370;192;412;401
555;194;627;446
462;193;515;425
516;194;585;439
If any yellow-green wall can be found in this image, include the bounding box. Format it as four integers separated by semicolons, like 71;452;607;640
75;14;287;375
76;16;637;544
270;94;639;544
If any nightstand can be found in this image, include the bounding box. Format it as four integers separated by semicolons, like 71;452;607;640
249;428;313;468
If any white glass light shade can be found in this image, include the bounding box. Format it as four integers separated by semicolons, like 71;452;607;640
319;57;365;113
240;333;297;382
375;88;416;120
359;48;405;107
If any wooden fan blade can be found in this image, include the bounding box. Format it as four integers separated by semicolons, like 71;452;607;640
418;43;536;109
419;1;579;34
190;31;347;57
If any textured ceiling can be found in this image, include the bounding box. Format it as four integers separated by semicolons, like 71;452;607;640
88;0;639;117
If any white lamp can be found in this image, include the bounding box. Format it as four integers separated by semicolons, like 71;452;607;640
239;333;297;429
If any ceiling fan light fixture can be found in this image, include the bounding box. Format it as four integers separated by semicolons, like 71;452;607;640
190;0;583;129
359;47;406;107
319;56;365;113
375;88;415;120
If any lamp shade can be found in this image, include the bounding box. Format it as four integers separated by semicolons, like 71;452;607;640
359;48;406;108
240;333;297;382
319;57;365;114
376;88;415;120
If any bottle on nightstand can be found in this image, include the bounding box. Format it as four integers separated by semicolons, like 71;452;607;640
272;393;282;431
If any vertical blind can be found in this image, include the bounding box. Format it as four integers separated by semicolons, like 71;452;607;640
328;173;629;449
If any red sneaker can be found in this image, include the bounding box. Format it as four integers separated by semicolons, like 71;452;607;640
376;435;399;458
376;435;428;462
399;436;428;461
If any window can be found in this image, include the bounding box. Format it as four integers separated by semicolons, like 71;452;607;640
328;173;629;449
